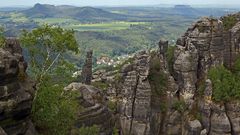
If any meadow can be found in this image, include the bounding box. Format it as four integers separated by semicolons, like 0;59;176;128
34;18;146;31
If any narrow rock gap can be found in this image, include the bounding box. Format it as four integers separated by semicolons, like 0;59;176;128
129;73;139;135
207;108;213;135
224;103;234;135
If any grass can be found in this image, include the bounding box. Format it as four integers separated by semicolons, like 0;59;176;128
65;21;147;31
33;18;80;25
33;18;147;31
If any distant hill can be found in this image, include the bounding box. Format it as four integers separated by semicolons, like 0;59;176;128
22;3;127;22
0;7;28;12
173;5;200;16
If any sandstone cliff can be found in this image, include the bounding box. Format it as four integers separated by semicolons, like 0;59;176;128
0;38;36;135
90;13;240;135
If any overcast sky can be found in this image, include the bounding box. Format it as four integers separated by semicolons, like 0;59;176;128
1;0;240;7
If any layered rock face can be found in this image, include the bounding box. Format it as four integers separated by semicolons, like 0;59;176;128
117;51;151;135
64;83;113;135
0;38;36;135
80;50;93;85
107;14;240;135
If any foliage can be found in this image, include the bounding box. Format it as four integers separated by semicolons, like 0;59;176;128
79;125;100;135
113;57;134;71
0;27;5;48
222;15;238;30
172;100;187;113
32;83;81;135
113;127;119;135
92;81;109;91
20;24;79;84
233;56;240;75
107;100;117;113
166;45;175;75
148;55;168;96
208;65;240;102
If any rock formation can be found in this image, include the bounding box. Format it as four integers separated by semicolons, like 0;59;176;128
64;83;113;135
80;50;93;85
102;13;240;135
0;38;36;135
62;13;240;135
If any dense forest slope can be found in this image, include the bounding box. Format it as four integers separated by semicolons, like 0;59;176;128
22;3;127;22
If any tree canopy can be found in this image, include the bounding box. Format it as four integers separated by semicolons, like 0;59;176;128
20;25;79;85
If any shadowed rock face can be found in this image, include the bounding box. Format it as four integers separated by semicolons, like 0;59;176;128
0;38;36;135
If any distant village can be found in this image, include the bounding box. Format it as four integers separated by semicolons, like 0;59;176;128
96;54;134;67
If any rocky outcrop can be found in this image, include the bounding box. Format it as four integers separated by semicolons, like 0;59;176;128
64;83;113;135
80;50;93;84
0;38;36;135
106;13;240;135
64;13;240;135
118;50;151;135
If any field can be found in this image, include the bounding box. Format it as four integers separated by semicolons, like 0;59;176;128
34;18;146;31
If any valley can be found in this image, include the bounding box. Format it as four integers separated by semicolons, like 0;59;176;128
1;4;238;68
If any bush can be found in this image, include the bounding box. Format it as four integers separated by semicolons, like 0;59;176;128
92;81;109;92
222;15;238;30
32;83;81;135
79;125;100;135
166;45;175;75
0;27;5;48
172;100;187;113
148;55;168;96
208;65;240;102
107;100;117;113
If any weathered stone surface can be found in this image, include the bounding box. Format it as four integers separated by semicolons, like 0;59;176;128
226;101;240;135
102;13;240;135
173;44;198;104
80;50;93;84
64;83;113;135
184;119;202;135
209;104;231;135
0;38;36;135
117;51;151;135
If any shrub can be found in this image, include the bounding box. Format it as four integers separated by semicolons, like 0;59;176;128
32;83;80;135
208;65;240;102
148;55;168;96
172;100;187;113
107;100;117;113
114;57;134;71
222;15;238;30
79;125;100;135
166;45;175;75
0;27;5;48
92;81;109;92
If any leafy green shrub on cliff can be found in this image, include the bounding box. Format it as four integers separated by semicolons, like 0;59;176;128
32;83;80;135
92;81;109;92
166;45;175;75
208;66;240;102
172;100;187;113
79;125;100;135
222;15;238;30
148;55;168;96
0;27;5;48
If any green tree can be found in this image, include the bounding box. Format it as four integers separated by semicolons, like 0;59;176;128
0;27;5;47
20;25;79;85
